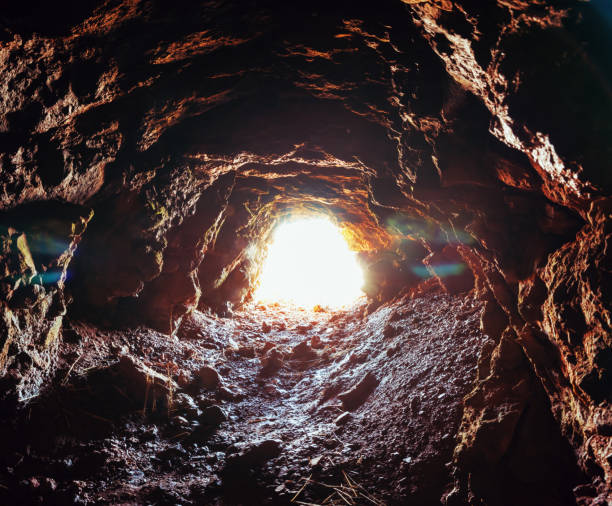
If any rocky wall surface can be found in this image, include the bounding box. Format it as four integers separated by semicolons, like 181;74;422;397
0;0;610;502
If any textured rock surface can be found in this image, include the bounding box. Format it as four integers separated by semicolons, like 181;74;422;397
0;202;91;403
0;0;611;503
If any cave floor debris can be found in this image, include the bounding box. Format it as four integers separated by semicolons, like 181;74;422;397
0;290;489;505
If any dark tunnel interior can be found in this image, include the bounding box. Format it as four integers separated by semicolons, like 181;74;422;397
0;1;611;504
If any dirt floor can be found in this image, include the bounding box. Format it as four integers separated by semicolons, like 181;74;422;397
0;289;490;505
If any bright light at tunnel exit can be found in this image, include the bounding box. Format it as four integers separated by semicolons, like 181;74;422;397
253;217;365;308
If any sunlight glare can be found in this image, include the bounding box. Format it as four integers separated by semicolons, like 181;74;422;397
253;217;365;308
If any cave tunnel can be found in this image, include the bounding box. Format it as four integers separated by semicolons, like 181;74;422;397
0;1;611;505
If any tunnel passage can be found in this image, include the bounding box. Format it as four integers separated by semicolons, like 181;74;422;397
0;0;611;505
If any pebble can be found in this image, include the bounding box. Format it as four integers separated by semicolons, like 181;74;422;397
260;349;283;377
171;415;190;428
245;439;282;462
291;340;317;361
309;455;322;466
197;365;221;390
227;439;282;467
200;405;227;425
338;371;379;411
173;393;200;417
217;385;244;401
236;346;255;358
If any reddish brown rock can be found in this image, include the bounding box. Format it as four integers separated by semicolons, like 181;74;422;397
338;372;379;411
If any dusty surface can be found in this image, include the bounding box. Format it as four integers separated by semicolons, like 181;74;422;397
0;291;490;505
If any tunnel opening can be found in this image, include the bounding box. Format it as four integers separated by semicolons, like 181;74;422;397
252;214;366;310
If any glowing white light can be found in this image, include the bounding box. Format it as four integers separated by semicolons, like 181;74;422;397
253;217;365;308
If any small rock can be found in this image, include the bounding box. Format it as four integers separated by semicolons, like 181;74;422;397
262;321;271;333
383;324;400;339
43;477;57;492
242;439;282;464
157;445;187;462
386;344;400;357
173;393;200;417
309;455;322;466
260;348;283;377
409;397;420;413
139;426;159;442
264;384;280;397
338;371;379;411
217;385;245;401
113;355;176;411
225;439;282;468
291;340;317;361
200;405;227;426
197;365;221;390
334;412;352;426
171;415;190;428
311;335;323;349
176;371;192;388
236;345;255;358
26;477;40;489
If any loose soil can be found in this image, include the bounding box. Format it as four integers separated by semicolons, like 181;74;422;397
0;290;490;505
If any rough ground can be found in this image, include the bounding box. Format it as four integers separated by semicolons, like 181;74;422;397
0;290;489;505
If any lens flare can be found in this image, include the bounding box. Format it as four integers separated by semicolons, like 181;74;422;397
253;217;365;308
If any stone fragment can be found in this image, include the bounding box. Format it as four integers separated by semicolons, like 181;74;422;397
260;348;284;377
217;385;245;401
200;405;227;425
290;340;317;361
236;345;255;358
383;324;401;339
311;335;323;349
173;393;200;417
334;412;352;426
171;415;190;428
309;455;322;466
296;324;311;334
338;371;379;411
229;439;282;467
197;365;221;390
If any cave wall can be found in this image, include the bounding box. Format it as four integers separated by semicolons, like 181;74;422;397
0;0;611;503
